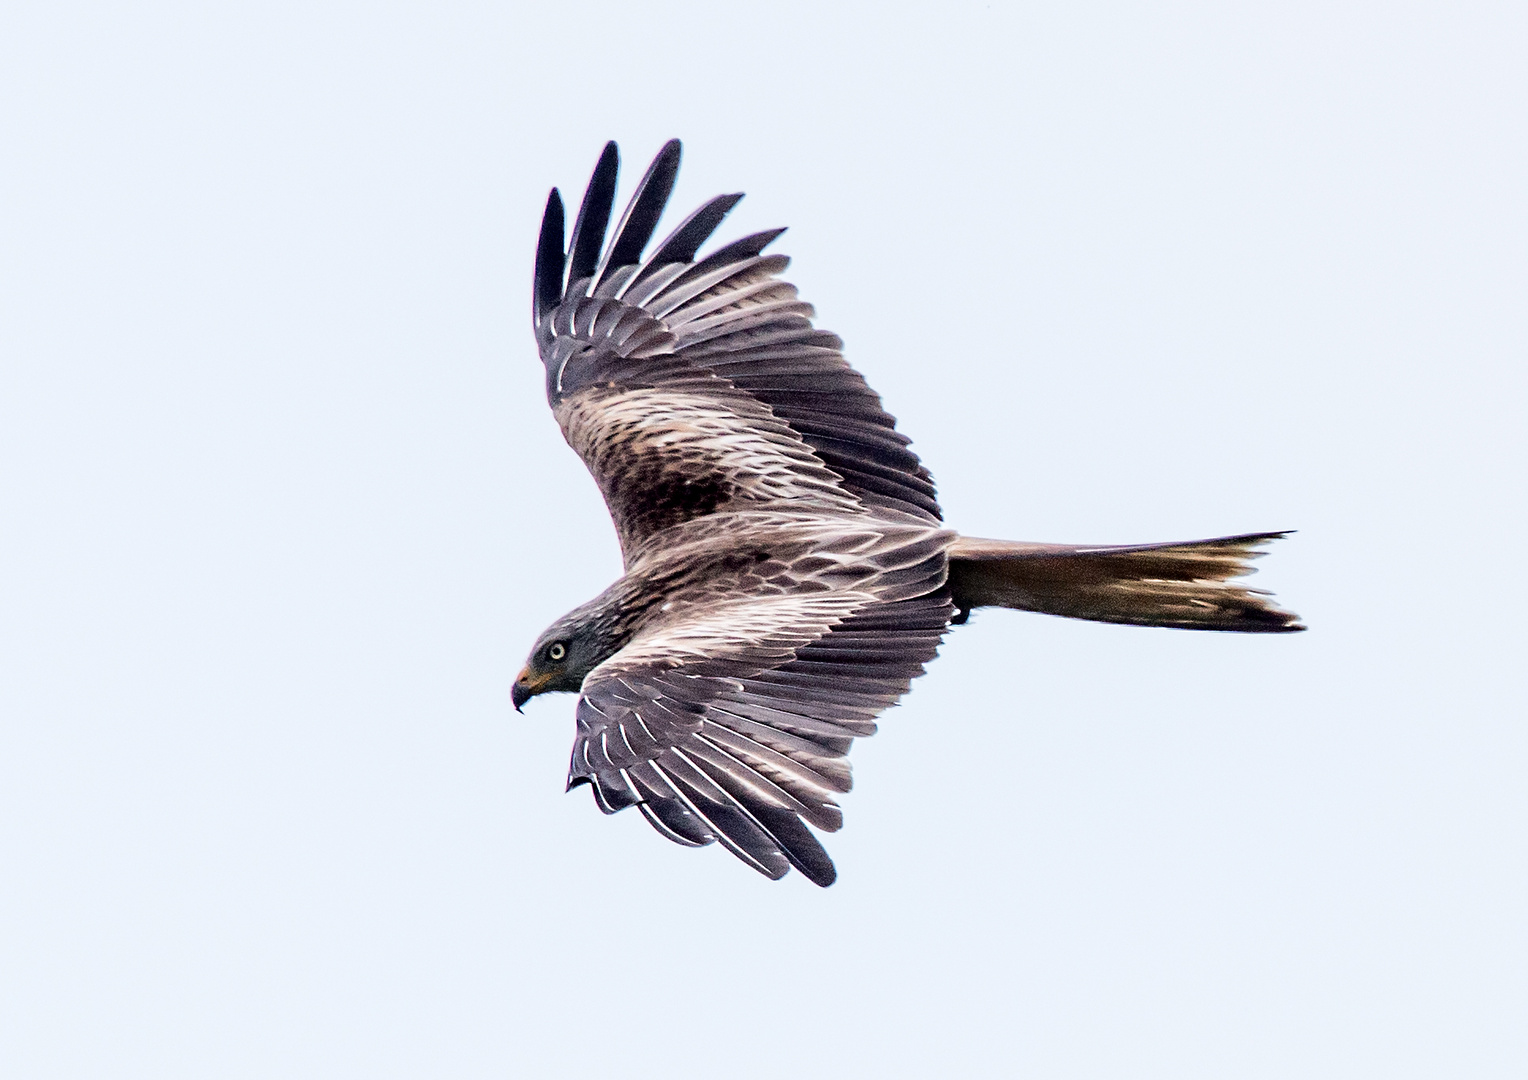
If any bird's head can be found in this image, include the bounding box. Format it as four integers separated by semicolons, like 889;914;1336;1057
512;614;610;712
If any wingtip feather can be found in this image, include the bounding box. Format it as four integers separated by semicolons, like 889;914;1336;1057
626;192;746;295
533;189;565;325
595;139;683;290
566;142;620;296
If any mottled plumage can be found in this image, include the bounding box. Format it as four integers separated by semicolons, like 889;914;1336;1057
514;140;1304;886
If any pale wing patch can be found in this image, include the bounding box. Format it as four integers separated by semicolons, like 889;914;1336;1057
559;387;859;507
594;591;872;676
555;387;865;558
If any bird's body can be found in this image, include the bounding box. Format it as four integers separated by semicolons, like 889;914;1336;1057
515;140;1303;886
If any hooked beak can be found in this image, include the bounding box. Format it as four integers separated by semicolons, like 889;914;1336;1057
512;667;548;712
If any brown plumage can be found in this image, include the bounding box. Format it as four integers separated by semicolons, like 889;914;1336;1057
513;140;1304;886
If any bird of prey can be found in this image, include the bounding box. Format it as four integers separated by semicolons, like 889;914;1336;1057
514;139;1303;886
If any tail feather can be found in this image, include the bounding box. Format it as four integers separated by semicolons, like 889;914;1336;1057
947;531;1304;633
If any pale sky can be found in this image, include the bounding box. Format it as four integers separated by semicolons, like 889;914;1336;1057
2;2;1524;1077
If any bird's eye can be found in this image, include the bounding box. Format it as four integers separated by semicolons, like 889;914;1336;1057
548;642;567;662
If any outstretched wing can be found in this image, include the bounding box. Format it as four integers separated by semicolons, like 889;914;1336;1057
567;587;954;887
533;140;941;563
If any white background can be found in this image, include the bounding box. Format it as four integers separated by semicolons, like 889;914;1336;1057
2;2;1524;1076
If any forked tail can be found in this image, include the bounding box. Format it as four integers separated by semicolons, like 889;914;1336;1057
947;531;1304;632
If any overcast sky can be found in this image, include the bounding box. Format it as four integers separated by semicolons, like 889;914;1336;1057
2;2;1524;1077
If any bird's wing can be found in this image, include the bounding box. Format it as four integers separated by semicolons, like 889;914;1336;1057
567;585;953;886
533;140;940;562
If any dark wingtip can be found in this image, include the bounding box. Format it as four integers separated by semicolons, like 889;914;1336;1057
624;192;746;296
758;805;837;887
650;193;744;267
533;189;565;325
804;858;837;888
596;139;683;289
666;227;789;292
566;142;620;294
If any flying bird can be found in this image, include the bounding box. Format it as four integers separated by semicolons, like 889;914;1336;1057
514;140;1303;886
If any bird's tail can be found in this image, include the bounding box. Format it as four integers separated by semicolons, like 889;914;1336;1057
946;531;1304;632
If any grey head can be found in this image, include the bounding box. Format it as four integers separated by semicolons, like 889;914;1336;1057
511;594;634;711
